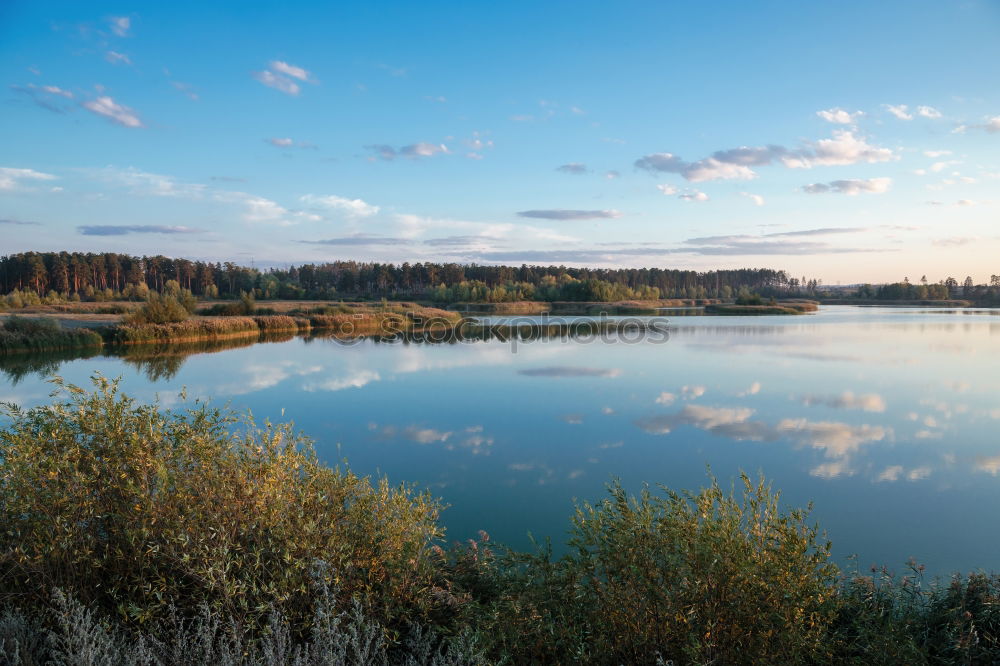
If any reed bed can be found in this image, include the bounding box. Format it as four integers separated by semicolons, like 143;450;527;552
110;316;262;344
0;316;104;354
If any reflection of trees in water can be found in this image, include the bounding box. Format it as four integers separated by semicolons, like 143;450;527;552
0;348;102;385
0;323;670;384
115;335;296;381
0;334;297;384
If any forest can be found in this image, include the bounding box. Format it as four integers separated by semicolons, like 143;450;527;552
3;251;999;306
0;251;795;302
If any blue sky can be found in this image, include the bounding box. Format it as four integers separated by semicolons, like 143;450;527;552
2;0;999;282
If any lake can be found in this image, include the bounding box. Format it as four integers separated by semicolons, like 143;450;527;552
4;305;1000;574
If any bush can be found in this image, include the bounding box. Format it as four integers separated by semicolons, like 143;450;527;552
0;376;445;634
474;477;840;664
0;585;488;665
127;293;192;325
0;316;104;354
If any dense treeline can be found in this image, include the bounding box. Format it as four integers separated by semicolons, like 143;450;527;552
1;251;791;302
854;275;1000;304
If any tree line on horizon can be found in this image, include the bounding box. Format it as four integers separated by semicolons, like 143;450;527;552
1;250;793;302
2;251;998;304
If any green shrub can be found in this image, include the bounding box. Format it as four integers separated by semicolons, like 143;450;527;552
127;293;192;325
0;316;104;354
0;376;445;634
475;477;840;664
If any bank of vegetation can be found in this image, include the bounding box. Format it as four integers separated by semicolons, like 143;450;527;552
1;378;998;665
1;289;465;352
0;316;104;354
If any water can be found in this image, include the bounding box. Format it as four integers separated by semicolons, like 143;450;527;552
4;305;1000;574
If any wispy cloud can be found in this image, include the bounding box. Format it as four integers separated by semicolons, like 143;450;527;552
741;192;765;206
105;51;131;65
817;107;863;124
518;367;622;378
678;189;709;202
799;391;887;412
81;95;143;127
10;83;75;113
299;194;380;218
365;142;449;160
884;104;912;120
883;104;941;120
0;167;57;191
635;130;894;182
516;209;622;220
299;234;409;246
802;177;891;195
556;162;588;174
77;224;203;236
109;16;130;37
252;69;300;95
269;60;313;82
0;217;41;226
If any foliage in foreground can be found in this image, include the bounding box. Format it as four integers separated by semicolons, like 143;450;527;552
2;379;1000;664
0;377;443;634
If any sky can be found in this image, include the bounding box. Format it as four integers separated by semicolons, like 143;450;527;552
1;0;999;284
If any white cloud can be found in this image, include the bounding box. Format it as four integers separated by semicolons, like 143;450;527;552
635;130;894;182
808;130;895;166
916;105;942;119
655;392;676;405
0;167;57;191
268;137;294;147
923;150;952;158
656;184;677;195
109;16;130;37
802;177;891;195
269;60;312;81
403;142;448;157
300;194;380;218
556;162;588;174
105;51;131;65
741;192;765;206
678;189;709;202
252;70;300;95
811;461;853;479
976;455;1000;476
930;160;959;173
683;158;757;182
302;370;380;392
738;381;762;396
41;85;73;98
777;418;888;458
366;142;449;160
800;391;887;412
681;385;706;399
817;107;863;124
885;104;913;120
81;95;142;127
877;465;903;482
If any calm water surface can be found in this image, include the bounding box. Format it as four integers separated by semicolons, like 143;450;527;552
4;305;1000;574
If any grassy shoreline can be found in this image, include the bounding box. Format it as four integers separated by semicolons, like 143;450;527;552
0;304;467;354
706;301;819;315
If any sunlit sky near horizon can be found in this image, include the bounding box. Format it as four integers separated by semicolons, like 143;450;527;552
2;1;999;284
